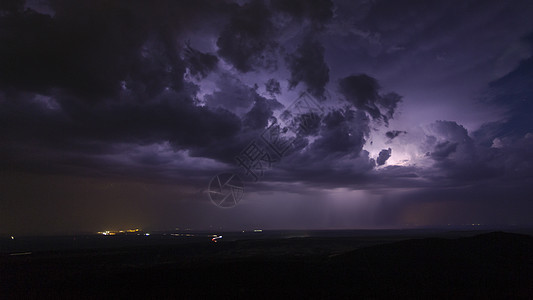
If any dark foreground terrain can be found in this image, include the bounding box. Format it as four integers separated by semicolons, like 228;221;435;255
1;230;533;299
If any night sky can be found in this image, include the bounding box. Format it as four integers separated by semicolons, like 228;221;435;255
1;0;533;235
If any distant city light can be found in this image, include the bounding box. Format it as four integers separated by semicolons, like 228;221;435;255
171;233;196;237
97;228;140;236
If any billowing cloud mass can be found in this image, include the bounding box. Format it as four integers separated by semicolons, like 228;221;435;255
376;148;392;166
286;37;330;99
265;78;281;96
217;0;278;72
184;45;219;80
338;74;402;125
386;130;407;140
271;0;333;28
1;0;533;234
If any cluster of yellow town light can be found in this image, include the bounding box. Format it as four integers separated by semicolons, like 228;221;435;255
97;228;140;235
95;228;265;238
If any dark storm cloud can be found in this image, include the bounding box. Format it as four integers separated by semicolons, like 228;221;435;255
266;107;378;188
422;120;483;181
376;148;392;166
214;0;335;73
294;112;322;137
184;44;219;80
0;0;313;183
216;0;278;72
190;86;285;164
338;74;402;124
339;75;380;117
204;74;257;111
379;92;402;123
0;90;242;156
243;95;283;130
369;107;533;189
1;0;341;183
265;78;281;96
331;0;533;64
270;151;376;189
1;79;295;179
0;0;24;12
0;0;529;190
286;37;330;99
427;121;475;159
0;2;164;98
2;0;533;236
271;0;334;29
430;141;458;161
0;0;237;100
309;108;369;157
414;119;532;186
386;130;407;140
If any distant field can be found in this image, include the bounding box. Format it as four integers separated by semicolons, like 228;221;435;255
1;230;533;299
